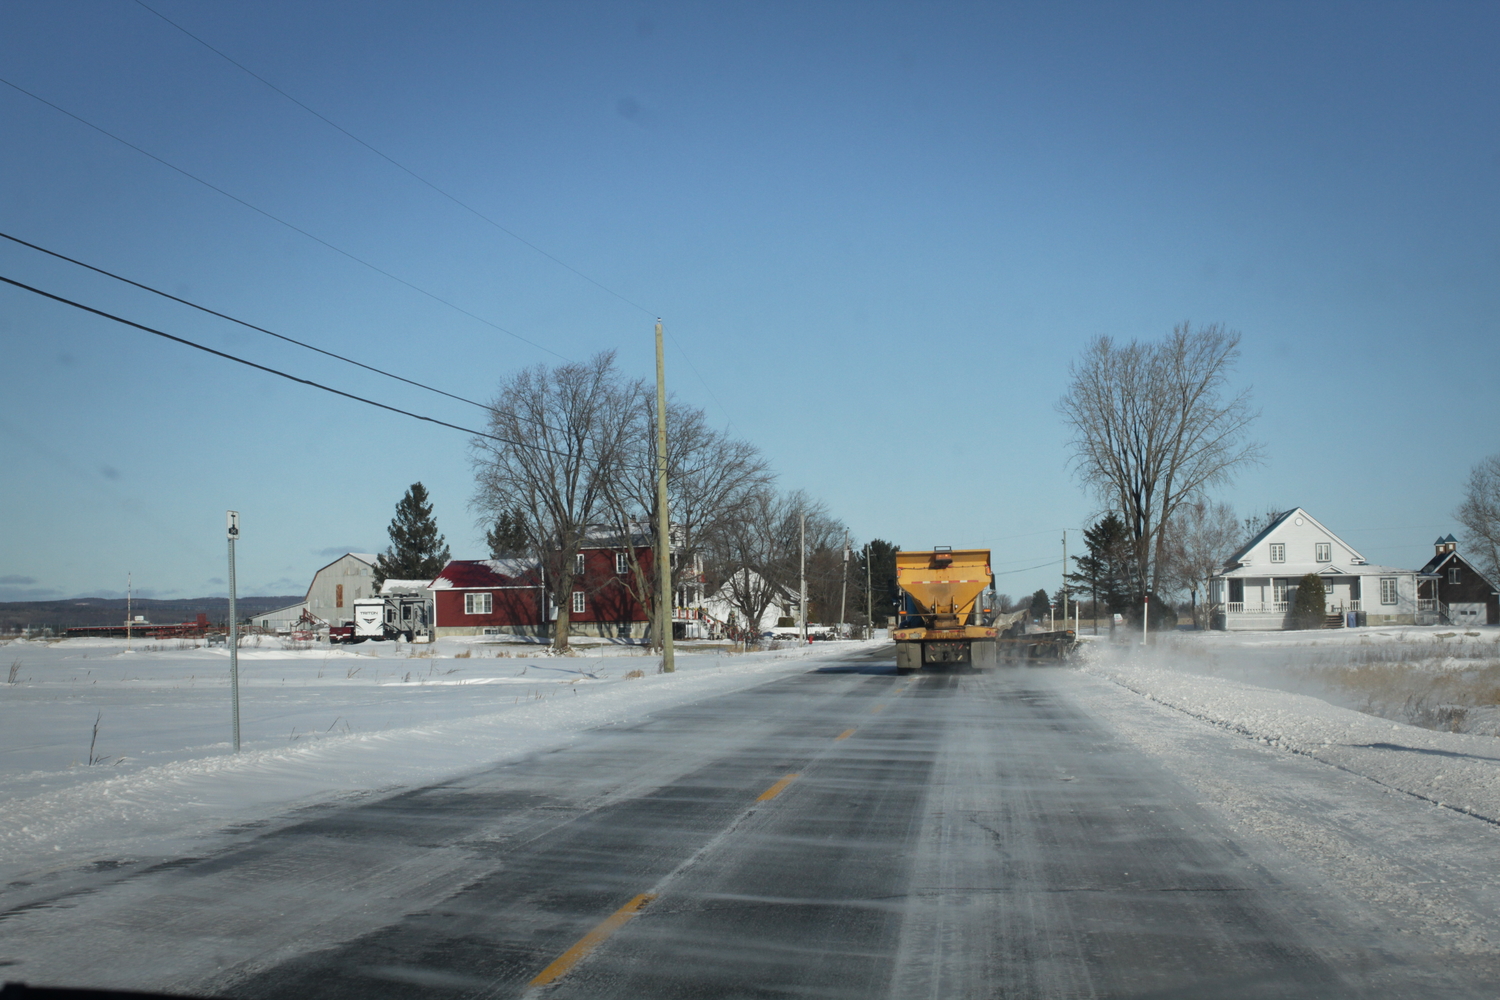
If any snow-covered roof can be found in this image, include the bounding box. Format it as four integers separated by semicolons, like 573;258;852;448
430;559;543;589
379;579;432;595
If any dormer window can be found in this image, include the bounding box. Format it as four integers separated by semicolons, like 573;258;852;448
1269;543;1285;563
1315;543;1331;562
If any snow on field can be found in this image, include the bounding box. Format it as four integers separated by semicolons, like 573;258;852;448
1080;626;1500;828
0;634;835;882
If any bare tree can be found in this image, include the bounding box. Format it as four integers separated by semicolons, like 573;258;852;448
707;488;843;633
1160;498;1241;628
708;487;792;635
602;396;773;649
1455;453;1500;585
1058;322;1263;606
470;352;643;652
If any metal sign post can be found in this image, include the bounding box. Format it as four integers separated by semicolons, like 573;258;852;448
227;510;241;752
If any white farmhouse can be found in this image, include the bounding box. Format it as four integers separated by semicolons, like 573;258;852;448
1210;508;1430;630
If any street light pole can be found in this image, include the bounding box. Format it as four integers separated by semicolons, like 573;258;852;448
226;510;241;752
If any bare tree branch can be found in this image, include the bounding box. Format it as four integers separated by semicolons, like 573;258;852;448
1456;453;1500;586
469;352;643;651
1058;322;1264;604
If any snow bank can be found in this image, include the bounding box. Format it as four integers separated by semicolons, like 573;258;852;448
1082;634;1500;828
0;635;841;881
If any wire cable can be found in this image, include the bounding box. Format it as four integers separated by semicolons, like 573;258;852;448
132;0;658;320
0;272;573;458
123;6;746;437
0;74;567;362
0;229;492;411
992;559;1062;576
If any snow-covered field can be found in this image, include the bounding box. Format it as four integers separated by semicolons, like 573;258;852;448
1081;626;1500;825
0;634;831;883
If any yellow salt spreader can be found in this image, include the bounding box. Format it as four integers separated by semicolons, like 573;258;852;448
891;547;1075;673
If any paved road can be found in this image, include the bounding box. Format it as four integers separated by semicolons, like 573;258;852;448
5;645;1495;998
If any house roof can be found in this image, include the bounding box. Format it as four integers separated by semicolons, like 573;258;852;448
1220;507;1367;572
430;559;543;590
1420;548;1499;589
379;579;433;595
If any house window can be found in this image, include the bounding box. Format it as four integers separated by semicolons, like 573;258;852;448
1449;567;1461;585
575;553;586;576
616;553;629;575
1269;543;1285;563
465;592;493;615
1380;578;1397;605
572;591;586;615
1273;579;1288;604
1315;543;1331;562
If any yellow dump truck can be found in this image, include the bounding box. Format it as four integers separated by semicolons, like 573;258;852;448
890;548;1000;673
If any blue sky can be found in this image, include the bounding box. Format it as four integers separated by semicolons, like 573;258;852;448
2;1;1496;605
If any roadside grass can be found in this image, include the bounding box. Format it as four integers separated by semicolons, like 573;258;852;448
1154;632;1500;735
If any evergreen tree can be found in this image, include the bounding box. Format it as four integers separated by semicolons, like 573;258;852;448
374;482;451;587
1067;513;1136;615
485;508;529;559
852;539;900;626
1291;573;1327;630
1027;588;1051;620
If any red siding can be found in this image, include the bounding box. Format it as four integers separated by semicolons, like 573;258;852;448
434;587;544;628
571;547;653;623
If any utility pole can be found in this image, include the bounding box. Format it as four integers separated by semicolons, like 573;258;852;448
125;572;132;651
654;320;675;673
865;542;872;639
1061;530;1068;632
226;510;241;753
839;531;849;636
799;512;807;643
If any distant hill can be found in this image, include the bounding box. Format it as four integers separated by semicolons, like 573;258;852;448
0;596;303;631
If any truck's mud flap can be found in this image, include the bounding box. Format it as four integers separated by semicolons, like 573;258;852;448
896;642;922;674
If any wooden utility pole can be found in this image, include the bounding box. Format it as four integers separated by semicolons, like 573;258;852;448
799;513;807;643
839;531;849;634
654;320;675;672
865;543;872;638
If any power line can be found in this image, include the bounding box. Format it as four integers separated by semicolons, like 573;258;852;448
1;232;737;480
0;272;575;458
132;0;658;320
0;74;567;362
121;6;747;437
0;230;681;462
993;559;1061;576
0;229;492;411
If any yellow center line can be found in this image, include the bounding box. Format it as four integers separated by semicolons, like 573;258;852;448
834;728;856;741
528;893;657;987
756;773;800;801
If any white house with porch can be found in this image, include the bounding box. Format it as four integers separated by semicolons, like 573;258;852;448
1210;508;1433;631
